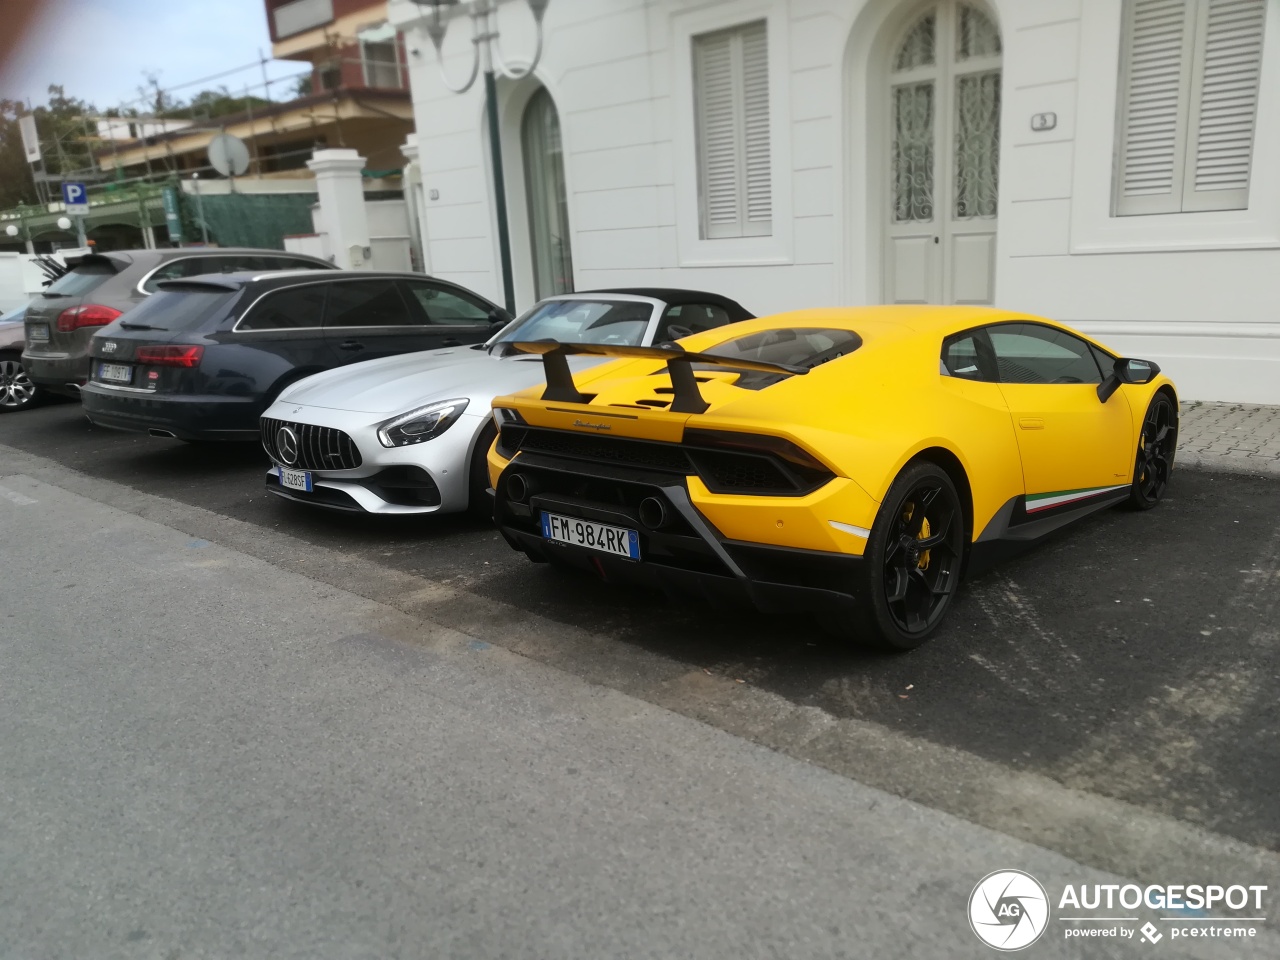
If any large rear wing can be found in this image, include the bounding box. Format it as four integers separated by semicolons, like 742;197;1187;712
506;341;809;414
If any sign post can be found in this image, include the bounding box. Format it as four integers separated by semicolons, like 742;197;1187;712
18;114;45;204
61;182;89;247
161;186;184;245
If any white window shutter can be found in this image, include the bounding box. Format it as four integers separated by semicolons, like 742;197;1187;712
694;32;741;237
1182;0;1266;211
1115;0;1194;215
740;23;772;236
693;22;772;238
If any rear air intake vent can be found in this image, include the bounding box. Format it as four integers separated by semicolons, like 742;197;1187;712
498;426;833;496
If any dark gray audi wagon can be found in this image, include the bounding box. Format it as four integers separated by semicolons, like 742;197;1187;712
79;270;510;441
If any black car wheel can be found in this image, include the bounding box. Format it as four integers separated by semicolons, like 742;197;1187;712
850;461;966;650
0;352;39;413
467;421;498;518
1128;392;1177;510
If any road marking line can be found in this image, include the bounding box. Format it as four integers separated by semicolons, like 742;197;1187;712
0;485;37;506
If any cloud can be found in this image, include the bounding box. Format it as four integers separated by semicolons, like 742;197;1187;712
3;0;308;110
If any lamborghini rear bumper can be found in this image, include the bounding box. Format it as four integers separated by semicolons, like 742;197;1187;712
494;453;864;618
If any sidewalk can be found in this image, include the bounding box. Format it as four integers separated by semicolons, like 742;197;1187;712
1179;401;1280;477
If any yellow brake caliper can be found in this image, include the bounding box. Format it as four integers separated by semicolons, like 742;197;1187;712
901;503;931;570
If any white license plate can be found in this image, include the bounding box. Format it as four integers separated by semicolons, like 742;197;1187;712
28;323;49;341
541;511;640;560
277;466;313;492
97;362;132;383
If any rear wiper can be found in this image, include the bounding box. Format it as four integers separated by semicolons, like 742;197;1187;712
119;322;167;331
40;292;69;298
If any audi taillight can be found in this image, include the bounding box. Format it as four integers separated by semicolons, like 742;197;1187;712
56;304;122;331
136;345;204;368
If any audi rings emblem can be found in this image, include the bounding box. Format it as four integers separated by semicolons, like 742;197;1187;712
276;425;300;465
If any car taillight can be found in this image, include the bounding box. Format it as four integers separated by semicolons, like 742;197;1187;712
56;304;123;331
136;345;204;368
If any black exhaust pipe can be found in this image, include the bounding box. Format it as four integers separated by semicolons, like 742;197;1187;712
506;473;534;503
638;497;668;530
149;428;177;439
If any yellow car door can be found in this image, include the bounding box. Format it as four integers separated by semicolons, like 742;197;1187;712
986;323;1134;507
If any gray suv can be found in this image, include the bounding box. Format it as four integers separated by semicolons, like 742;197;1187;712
22;248;334;396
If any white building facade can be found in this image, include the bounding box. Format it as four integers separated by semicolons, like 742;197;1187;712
390;0;1279;403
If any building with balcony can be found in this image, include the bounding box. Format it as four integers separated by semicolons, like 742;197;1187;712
94;0;413;184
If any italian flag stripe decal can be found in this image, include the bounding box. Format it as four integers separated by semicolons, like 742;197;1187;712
1025;484;1129;513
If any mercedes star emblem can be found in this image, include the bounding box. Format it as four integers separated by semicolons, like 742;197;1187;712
276;425;300;465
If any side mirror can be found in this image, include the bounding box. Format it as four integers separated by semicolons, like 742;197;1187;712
1097;357;1160;402
1116;357;1159;384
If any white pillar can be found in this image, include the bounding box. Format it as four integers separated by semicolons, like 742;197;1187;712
401;134;431;275
306;148;371;270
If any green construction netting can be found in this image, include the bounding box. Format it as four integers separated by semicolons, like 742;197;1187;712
189;192;318;250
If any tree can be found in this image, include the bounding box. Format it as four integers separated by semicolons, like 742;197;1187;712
170;86;271;121
0;86;103;208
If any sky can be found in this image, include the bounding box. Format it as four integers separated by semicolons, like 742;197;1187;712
2;0;313;112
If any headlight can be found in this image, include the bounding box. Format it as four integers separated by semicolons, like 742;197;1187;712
377;398;469;447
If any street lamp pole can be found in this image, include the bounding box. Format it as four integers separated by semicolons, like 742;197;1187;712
411;0;550;316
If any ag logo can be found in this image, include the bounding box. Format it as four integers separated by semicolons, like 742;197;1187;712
969;870;1049;951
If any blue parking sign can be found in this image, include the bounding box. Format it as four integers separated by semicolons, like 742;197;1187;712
62;181;89;215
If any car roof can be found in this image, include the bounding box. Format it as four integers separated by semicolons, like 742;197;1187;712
161;269;478;288
707;305;1051;342
152;271;503;312
75;247;330;263
578;287;754;318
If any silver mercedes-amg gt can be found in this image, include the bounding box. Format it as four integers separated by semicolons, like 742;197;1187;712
258;289;753;515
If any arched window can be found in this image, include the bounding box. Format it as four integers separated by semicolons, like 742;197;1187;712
521;88;574;298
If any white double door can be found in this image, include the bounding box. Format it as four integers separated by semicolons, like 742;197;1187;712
885;1;1001;305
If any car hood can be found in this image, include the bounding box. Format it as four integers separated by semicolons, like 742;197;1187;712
278;346;603;415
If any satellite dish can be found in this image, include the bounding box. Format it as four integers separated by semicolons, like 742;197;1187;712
208;133;251;177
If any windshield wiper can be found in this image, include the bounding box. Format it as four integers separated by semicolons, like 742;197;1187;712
119;321;167;331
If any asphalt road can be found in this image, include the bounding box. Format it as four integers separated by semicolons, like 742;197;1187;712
7;469;1277;960
2;401;1278;865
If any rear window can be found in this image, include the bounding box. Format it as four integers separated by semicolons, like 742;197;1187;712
239;285;327;331
109;285;236;333
42;261;117;298
706;327;861;369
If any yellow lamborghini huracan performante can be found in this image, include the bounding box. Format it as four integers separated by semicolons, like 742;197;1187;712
486;307;1178;649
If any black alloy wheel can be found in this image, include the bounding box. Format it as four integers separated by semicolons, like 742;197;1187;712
0;353;39;412
1128;393;1177;510
852;461;966;650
